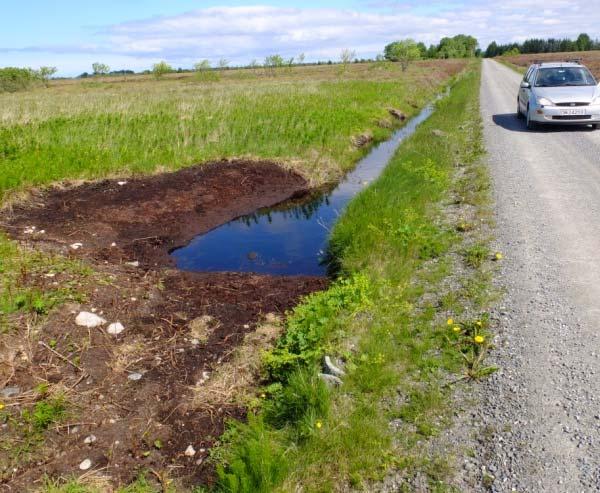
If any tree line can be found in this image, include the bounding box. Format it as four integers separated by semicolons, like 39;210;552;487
484;33;599;57
382;35;479;71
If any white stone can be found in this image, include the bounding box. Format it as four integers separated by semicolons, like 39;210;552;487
84;435;97;444
110;242;117;247
117;181;127;186
75;312;106;328
128;372;142;381
70;242;83;250
126;261;140;267
79;459;92;470
184;445;196;457
107;322;125;335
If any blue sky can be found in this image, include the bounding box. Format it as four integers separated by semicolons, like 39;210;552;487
2;0;598;76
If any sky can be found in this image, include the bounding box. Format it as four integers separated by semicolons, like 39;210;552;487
1;0;599;76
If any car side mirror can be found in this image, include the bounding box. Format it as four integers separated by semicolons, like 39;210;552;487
520;81;531;89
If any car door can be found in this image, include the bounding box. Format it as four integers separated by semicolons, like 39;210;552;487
520;67;535;111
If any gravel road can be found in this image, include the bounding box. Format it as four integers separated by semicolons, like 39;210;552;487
473;59;600;492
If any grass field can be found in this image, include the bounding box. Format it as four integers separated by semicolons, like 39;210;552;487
499;50;600;78
0;60;464;202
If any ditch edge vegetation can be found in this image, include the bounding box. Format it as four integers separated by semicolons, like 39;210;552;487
208;62;500;493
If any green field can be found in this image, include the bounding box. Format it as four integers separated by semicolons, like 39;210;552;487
0;61;464;201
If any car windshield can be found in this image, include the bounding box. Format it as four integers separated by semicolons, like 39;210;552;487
535;67;597;87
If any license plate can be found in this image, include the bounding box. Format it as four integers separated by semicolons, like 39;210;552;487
561;109;586;115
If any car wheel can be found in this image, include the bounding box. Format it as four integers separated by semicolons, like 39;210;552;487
516;98;524;119
526;105;536;130
594;124;600;130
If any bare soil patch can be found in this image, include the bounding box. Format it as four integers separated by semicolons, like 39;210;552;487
0;160;327;490
4;160;312;268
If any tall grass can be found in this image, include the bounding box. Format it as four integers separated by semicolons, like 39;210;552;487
0;61;465;201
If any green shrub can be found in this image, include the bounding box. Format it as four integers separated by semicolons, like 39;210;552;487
216;416;288;493
264;368;330;439
0;67;38;93
263;274;371;381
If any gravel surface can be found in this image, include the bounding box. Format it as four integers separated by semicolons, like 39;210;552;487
473;59;600;492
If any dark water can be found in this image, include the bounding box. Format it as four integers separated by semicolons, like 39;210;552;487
171;101;437;276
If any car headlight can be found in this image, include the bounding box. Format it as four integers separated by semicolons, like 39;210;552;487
537;97;553;106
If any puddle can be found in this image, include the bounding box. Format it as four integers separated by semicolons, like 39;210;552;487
172;100;439;276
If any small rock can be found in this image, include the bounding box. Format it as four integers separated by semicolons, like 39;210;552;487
75;312;106;328
319;373;343;387
110;242;117;247
323;356;346;378
126;261;140;267
107;322;125;335
84;435;97;444
70;242;83;250
388;108;406;120
79;459;92;470
185;445;196;457
351;133;374;148
117;181;127;186
0;387;20;399
128;372;143;381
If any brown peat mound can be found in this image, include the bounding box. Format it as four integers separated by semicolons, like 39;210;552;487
0;160;327;490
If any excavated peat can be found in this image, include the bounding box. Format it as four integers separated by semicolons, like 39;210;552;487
0;160;327;489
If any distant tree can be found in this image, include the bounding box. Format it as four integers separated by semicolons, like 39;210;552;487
436;35;478;58
297;53;306;65
576;33;592;51
384;39;421;71
36;66;57;86
339;48;356;74
92;62;110;76
416;42;428;59
426;44;438;59
264;54;284;76
0;67;37;93
218;58;229;69
194;60;211;72
78;72;90;79
484;41;499;58
152;61;173;78
503;47;521;56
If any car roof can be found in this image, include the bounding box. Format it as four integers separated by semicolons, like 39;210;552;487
531;62;586;69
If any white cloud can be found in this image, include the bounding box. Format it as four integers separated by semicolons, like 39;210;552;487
2;2;599;75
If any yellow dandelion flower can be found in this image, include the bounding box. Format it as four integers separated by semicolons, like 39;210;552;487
476;320;482;327
494;252;503;260
452;326;461;333
447;318;454;326
260;393;266;399
316;420;323;429
0;402;4;411
474;335;485;344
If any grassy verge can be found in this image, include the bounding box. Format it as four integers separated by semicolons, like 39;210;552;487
0;60;465;201
210;61;497;492
495;58;526;75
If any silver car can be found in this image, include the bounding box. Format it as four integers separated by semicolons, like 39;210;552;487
517;60;600;130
